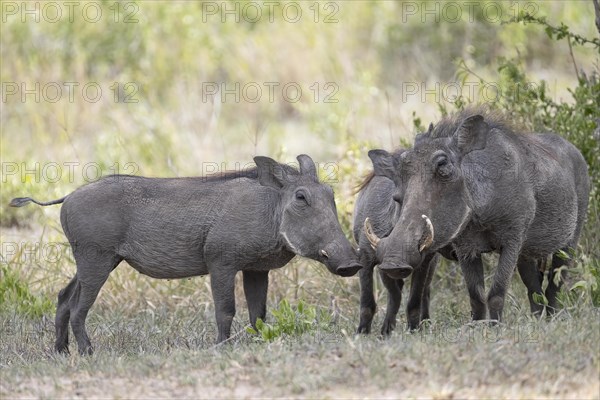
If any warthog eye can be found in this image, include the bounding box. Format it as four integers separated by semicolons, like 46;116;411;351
295;189;310;205
293;187;311;206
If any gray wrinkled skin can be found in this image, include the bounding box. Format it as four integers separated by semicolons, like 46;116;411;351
375;109;590;322
354;148;455;334
10;154;361;354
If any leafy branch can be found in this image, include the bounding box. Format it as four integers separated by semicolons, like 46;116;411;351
507;12;600;48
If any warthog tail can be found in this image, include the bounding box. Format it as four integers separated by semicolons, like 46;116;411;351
9;196;67;207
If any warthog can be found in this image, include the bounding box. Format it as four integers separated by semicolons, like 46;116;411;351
354;146;456;334
367;108;590;322
10;154;361;354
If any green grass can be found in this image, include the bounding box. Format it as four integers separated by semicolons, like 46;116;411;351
1;293;598;398
0;241;599;398
0;265;54;317
1;225;598;398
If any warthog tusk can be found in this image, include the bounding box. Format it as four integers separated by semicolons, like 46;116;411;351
419;214;434;253
320;249;329;258
364;217;380;250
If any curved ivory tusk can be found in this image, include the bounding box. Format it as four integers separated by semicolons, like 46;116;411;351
364;217;380;250
419;214;435;253
320;249;329;258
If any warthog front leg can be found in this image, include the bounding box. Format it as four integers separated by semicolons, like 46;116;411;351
243;270;269;328
379;269;403;336
460;255;487;321
210;269;237;343
547;248;571;313
488;242;522;322
517;255;544;316
419;254;437;323
406;254;437;331
357;264;377;334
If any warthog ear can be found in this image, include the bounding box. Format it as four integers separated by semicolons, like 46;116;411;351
297;154;318;180
455;114;489;154
254;156;288;189
368;149;398;180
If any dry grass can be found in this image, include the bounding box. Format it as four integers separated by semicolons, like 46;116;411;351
1;300;598;399
1;219;599;399
1;234;599;399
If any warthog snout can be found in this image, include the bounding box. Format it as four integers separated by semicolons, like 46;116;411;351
378;262;413;279
364;217;421;278
319;240;362;277
335;262;362;277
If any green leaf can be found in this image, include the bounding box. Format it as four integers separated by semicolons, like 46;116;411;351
570;281;588;291
556;249;571;260
246;326;257;335
532;292;548;305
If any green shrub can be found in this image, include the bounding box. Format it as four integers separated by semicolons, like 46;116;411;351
0;265;54;317
246;299;331;342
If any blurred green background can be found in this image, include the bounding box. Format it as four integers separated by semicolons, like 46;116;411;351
1;1;598;316
2;1;597;172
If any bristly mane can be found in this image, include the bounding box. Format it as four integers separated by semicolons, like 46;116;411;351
203;163;301;182
103;163;302;183
354;171;376;194
356;106;521;193
428;105;520;139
